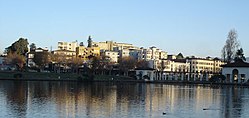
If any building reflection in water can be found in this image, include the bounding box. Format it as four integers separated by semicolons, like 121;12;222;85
0;81;249;117
220;86;249;118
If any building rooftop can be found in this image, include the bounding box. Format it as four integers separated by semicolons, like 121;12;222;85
221;59;249;67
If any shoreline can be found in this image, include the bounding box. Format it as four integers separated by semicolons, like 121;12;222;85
0;71;248;86
0;77;248;87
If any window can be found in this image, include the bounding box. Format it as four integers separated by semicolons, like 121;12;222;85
241;74;246;80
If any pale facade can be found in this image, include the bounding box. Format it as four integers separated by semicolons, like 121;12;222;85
58;41;78;51
135;68;156;81
187;58;225;74
119;49;130;58
148;59;190;72
76;46;100;61
163;59;190;72
101;51;119;63
222;60;249;83
52;50;76;60
92;41;137;51
27;48;49;67
138;47;167;61
159;51;167;60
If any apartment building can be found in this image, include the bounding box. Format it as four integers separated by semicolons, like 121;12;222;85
138;47;167;61
52;49;76;60
163;59;190;72
101;51;119;63
148;59;190;72
58;41;78;51
76;46;100;61
92;41;137;51
187;57;225;74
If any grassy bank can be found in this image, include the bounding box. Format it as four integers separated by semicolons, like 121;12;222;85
0;71;134;81
0;71;81;80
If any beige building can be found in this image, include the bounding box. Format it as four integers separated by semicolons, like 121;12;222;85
58;41;78;51
76;46;100;61
92;41;137;51
163;59;190;72
52;49;76;60
187;57;225;74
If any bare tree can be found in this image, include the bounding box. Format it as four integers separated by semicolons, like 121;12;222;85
118;57;137;76
136;60;149;69
221;45;226;62
222;29;240;63
158;60;166;80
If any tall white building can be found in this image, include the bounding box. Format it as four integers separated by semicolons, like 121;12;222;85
101;51;119;63
58;41;78;51
138;47;167;61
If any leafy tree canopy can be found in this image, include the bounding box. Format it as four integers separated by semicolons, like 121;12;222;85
5;38;29;56
234;48;246;61
176;53;184;59
29;43;36;51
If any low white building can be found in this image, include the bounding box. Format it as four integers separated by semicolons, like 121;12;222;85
222;59;249;83
27;48;49;67
135;67;156;81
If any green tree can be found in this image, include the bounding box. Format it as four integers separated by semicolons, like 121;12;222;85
87;35;93;48
33;51;50;71
176;53;184;59
5;38;29;56
29;43;36;51
222;29;240;63
234;48;246;61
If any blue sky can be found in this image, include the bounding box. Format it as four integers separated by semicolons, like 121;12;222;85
1;0;249;57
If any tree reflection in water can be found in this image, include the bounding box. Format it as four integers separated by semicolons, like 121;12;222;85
0;81;249;118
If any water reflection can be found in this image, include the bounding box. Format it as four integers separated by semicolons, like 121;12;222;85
0;81;249;118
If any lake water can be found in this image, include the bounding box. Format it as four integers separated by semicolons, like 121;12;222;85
0;81;249;118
